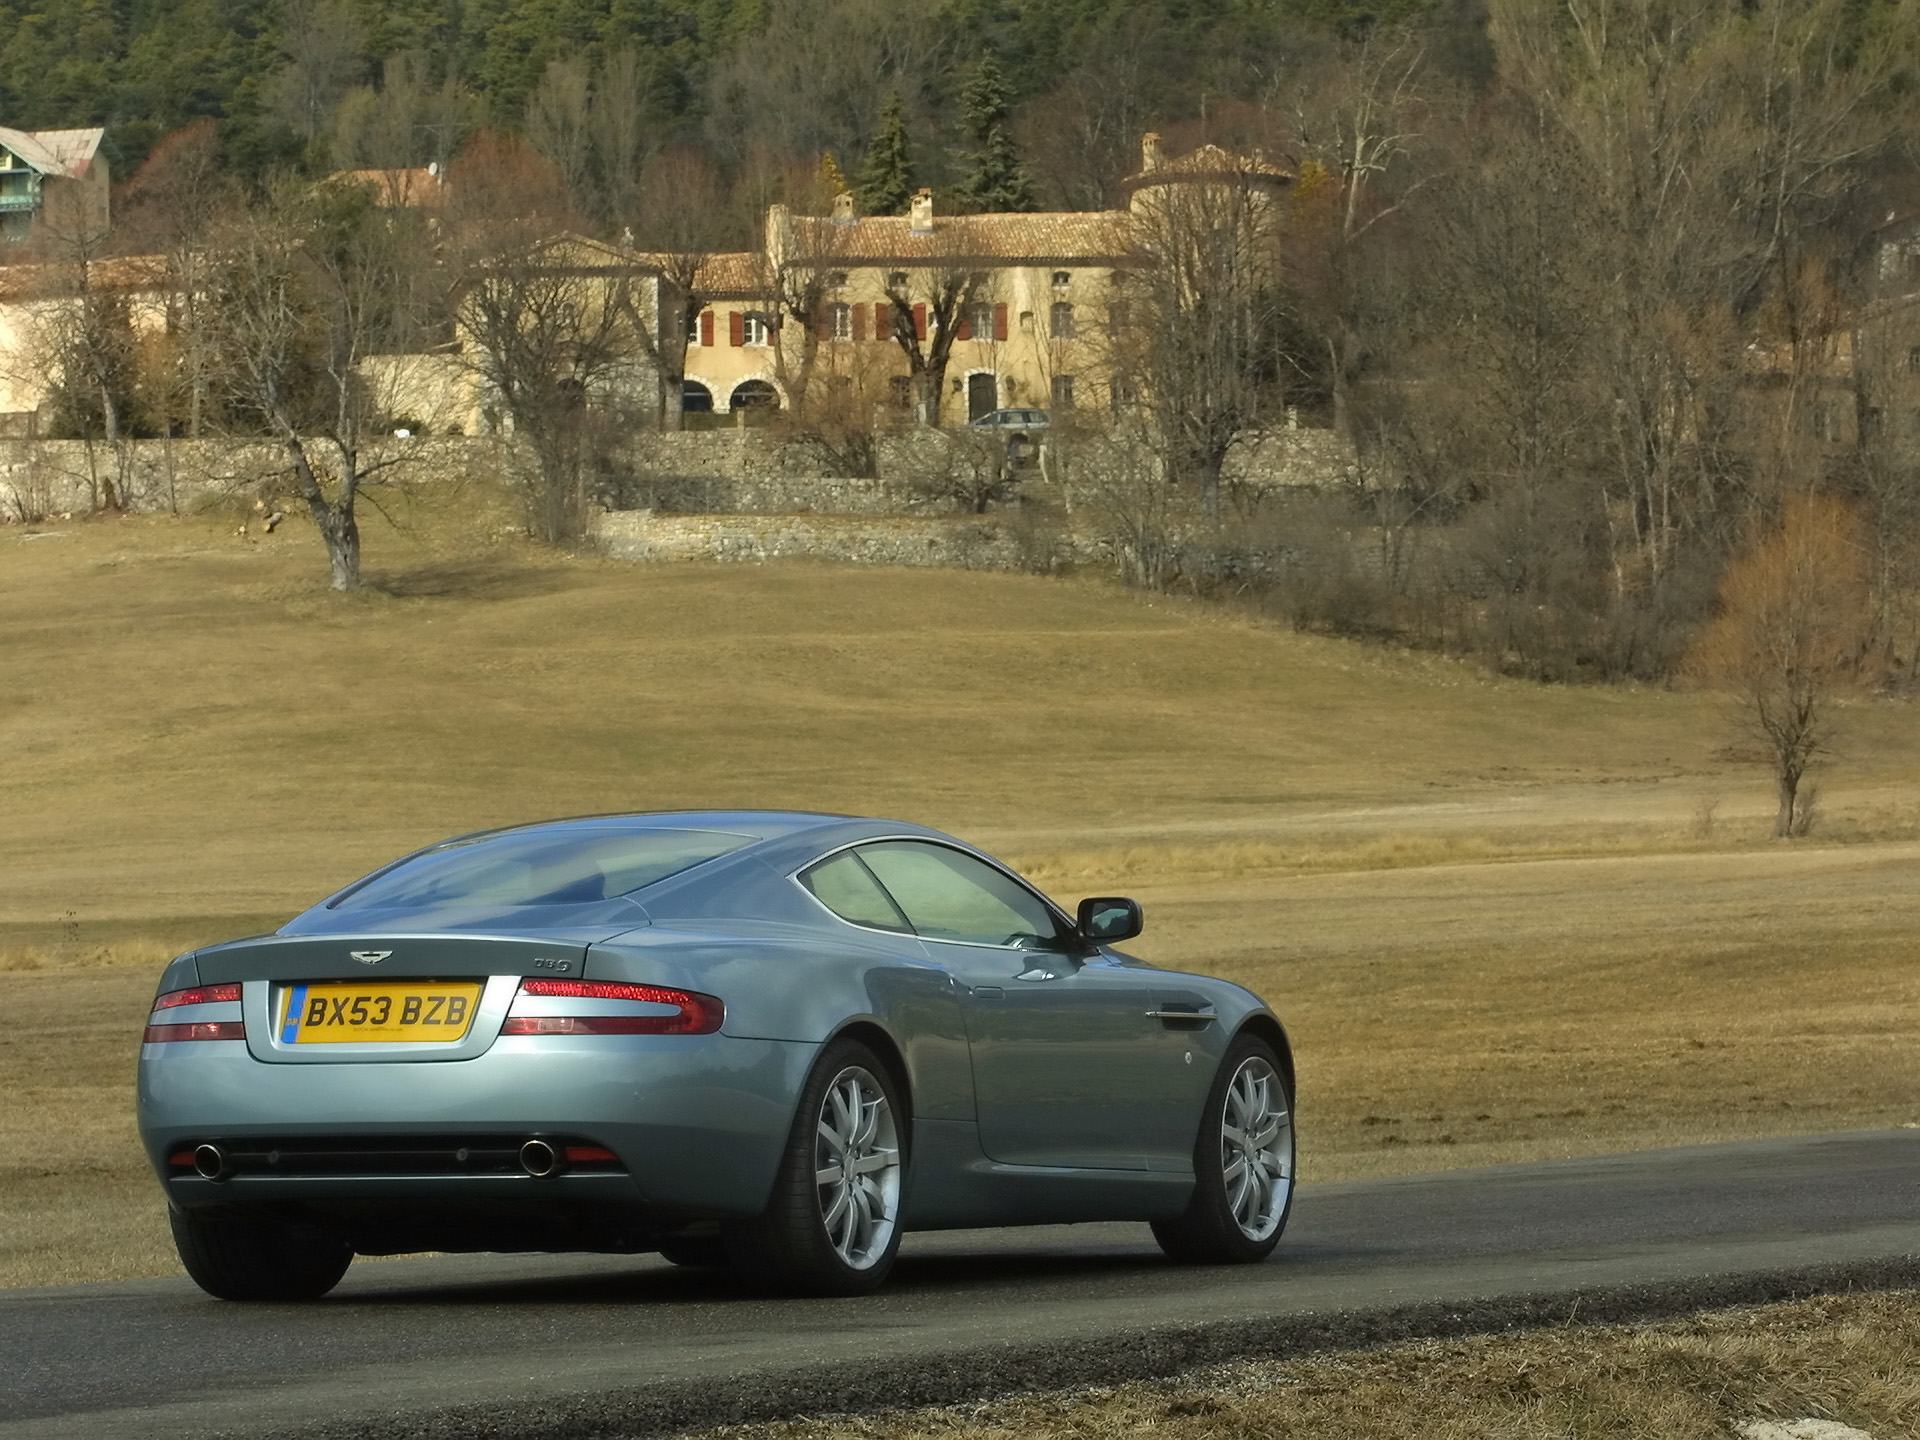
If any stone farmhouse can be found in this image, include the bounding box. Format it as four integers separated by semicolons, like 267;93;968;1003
371;134;1294;435
679;135;1293;424
0;133;1299;441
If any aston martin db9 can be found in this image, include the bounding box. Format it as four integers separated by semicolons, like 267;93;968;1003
138;812;1295;1298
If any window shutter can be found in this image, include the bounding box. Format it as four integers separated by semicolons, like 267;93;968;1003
700;310;714;347
957;310;971;341
729;310;744;347
815;305;831;341
993;302;1008;341
852;303;867;342
874;302;891;340
912;303;927;340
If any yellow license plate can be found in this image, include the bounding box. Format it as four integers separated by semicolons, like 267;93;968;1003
278;982;482;1044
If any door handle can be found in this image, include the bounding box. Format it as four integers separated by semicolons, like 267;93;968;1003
1145;1009;1216;1023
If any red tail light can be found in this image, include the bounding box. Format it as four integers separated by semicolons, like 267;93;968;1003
504;979;723;1036
144;1021;246;1043
153;984;242;1010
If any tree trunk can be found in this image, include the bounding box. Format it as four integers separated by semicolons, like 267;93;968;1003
97;384;124;511
283;433;361;591
1772;771;1798;839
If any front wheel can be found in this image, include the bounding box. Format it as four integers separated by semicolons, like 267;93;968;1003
169;1208;353;1301
724;1037;906;1295
1152;1034;1294;1264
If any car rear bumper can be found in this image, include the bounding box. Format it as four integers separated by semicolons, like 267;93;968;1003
138;1033;816;1224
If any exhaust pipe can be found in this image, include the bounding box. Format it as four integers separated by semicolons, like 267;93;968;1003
192;1143;230;1181
518;1139;562;1178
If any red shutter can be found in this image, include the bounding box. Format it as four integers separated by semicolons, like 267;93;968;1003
699;310;714;347
875;302;892;340
815;305;831;341
957;311;972;341
993;302;1008;341
912;303;927;340
728;310;744;347
852;303;867;342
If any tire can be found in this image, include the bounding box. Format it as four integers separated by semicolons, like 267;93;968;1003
169;1208;353;1301
1152;1033;1295;1265
724;1037;907;1295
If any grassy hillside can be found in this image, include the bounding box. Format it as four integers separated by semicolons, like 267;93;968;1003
2;499;1918;1285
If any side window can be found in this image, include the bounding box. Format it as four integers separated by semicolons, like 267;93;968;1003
799;851;912;932
857;841;1066;948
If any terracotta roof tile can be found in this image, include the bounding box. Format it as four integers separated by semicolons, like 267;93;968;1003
789;211;1130;265
334;167;446;208
1120;144;1294;192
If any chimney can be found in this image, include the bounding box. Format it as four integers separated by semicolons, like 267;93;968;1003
1141;132;1162;172
909;188;934;235
765;201;793;270
832;192;855;223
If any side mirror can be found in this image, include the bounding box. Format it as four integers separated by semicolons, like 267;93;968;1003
1076;897;1143;945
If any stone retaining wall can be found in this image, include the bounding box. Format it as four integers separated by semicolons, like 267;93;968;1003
0;437;507;522
593;509;1099;570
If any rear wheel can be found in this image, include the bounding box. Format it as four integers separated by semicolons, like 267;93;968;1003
1152;1034;1294;1265
724;1037;906;1295
169;1208;353;1301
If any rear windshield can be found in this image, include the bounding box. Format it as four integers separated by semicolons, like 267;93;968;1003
328;828;751;911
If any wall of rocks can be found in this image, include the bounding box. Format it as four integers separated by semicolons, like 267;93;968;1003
594;509;1100;571
0;436;511;522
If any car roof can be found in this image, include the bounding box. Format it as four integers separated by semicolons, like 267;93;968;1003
432;810;855;846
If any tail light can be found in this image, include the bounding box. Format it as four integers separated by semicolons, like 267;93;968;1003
502;979;724;1036
145;983;245;1043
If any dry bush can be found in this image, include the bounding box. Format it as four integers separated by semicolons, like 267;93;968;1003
1690;495;1871;838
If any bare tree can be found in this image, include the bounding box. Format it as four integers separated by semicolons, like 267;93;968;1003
1116;154;1291;522
632;151;730;432
268;0;368;142
332;51;470;172
868;204;987;428
18;200;147;511
524;59;595;205
207;178;440;590
117;120;238;444
702;0;952;173
447;132;654;543
1690;493;1869;837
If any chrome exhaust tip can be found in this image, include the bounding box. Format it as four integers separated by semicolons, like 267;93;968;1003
192;1143;230;1181
518;1139;561;1178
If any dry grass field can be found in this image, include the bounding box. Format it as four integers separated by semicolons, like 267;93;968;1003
3;493;1919;1288
696;1290;1920;1440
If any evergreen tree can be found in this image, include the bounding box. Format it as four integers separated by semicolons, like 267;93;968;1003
956;55;1034;213
852;90;915;216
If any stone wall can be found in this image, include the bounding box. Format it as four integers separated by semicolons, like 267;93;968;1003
594;509;1098;570
0;436;508;522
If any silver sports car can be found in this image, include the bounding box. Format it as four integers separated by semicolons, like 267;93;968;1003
138;812;1295;1299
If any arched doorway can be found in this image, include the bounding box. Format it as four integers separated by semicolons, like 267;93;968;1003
682;380;714;413
729;378;780;412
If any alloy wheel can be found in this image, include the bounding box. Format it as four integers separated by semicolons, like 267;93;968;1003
1219;1055;1293;1242
812;1065;901;1269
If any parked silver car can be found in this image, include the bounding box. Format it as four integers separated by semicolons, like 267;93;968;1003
138;812;1295;1299
968;407;1051;431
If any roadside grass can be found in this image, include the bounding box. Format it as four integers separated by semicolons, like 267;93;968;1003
3;500;1919;1285
693;1291;1920;1440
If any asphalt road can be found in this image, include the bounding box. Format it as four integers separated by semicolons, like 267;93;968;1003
4;1129;1917;1440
